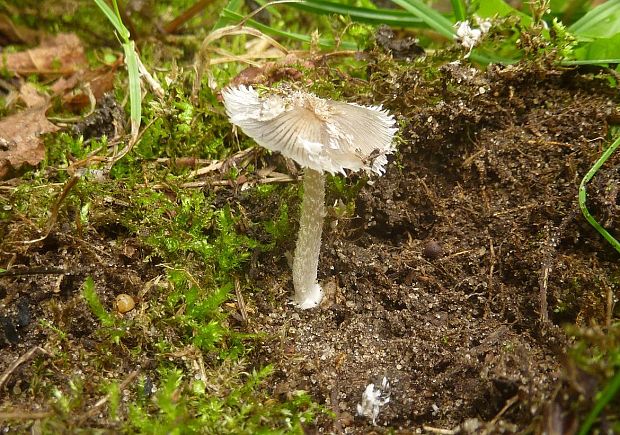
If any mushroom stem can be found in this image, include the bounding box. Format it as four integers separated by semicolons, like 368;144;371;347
292;168;326;309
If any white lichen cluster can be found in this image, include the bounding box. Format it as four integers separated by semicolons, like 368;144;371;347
222;85;397;309
356;377;391;425
455;17;492;56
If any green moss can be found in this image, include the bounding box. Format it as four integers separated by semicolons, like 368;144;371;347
44;133;108;169
134;85;235;161
127;365;324;435
566;324;620;433
263;202;292;248
82;276;126;345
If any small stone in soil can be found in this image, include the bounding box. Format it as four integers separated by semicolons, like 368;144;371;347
422;240;444;260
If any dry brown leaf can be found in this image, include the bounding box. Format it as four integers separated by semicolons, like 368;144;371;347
0;14;40;45
0;105;59;180
2;33;86;76
51;61;120;111
18;83;47;108
62;68;117;111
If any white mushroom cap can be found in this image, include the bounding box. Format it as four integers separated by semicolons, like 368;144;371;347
222;85;397;175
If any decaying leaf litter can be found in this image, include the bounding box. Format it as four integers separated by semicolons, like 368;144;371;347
1;2;620;434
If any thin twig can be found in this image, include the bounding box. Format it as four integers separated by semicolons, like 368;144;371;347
485;237;496;319
149;174;295;190
539;262;550;323
163;0;213;34
538;224;555;324
137;57;164;98
107;117;157;168
196;349;207;383
538;213;575;323
422;426;456;435
193;23;289;98
489;394;519;426
0;346;50;390
606;284;614;328
330;384;344;434
0;410;53;420
22;175;80;245
491;204;535;217
440;249;473;260
209;50;287;66
488;238;495;293
78;369;140;422
188;147;256;178
0;266;68;277
234;277;248;324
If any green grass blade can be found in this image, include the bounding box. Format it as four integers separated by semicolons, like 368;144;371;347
219;8;357;49
123;41;142;139
389;0;455;39
469;50;519;65
569;0;620;39
474;0;532;25
562;58;620;65
93;0;130;40
578;135;620;254
571;32;620;64
289;0;424;27
214;0;244;30
577;367;620;435
450;0;467;21
561;0;595;24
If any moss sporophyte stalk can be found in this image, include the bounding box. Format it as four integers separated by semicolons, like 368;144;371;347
222;85;397;309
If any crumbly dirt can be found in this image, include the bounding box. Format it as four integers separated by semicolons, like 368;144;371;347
1;63;619;433
249;64;620;433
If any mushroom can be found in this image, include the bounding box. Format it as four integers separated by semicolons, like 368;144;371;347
222;85;397;308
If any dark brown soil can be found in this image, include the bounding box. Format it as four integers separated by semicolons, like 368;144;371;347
249;64;620;433
1;63;619;433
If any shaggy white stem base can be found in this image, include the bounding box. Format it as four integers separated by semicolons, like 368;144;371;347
292;168;326;309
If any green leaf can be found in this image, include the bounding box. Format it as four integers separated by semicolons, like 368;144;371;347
469;49;520;65
573;32;620;62
578;367;620;435
561;58;620;65
290;0;424;27
569;0;620;39
389;0;455;38
578;135;620;254
450;0;467;21
473;0;532;26
123;41;142;139
93;0;130;41
213;0;244;30
219;8;358;49
552;0;595;24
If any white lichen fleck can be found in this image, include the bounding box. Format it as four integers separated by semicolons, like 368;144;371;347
454;18;492;57
356;377;391;425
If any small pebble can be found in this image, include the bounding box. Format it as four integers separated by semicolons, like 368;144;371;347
115;294;135;314
422;240;444;260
